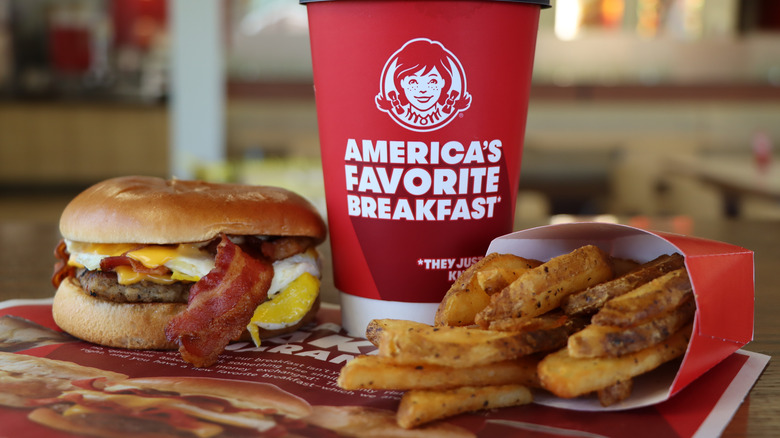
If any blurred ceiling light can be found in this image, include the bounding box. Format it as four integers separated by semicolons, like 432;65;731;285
636;0;662;38
600;0;624;28
555;0;583;40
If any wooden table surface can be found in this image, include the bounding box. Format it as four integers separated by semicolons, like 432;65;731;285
0;215;775;437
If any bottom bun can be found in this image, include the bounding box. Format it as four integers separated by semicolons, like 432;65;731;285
53;278;184;350
53;278;319;351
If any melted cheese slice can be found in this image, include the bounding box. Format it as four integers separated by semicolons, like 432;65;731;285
65;240;214;285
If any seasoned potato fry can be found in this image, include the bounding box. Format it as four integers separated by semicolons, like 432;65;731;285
336;245;696;428
591;268;692;328
337;355;539;391
379;325;544;367
476;245;613;325
434;253;540;327
597;378;633;407
488;310;583;332
476;256;543;295
365;319;430;347
306;406;475;438
397;385;533;429
563;253;685;316
568;298;695;358
609;257;641;277
488;312;589;355
538;323;692;399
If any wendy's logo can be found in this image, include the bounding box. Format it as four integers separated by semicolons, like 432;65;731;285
376;38;471;132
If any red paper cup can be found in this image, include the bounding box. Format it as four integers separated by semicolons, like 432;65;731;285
302;0;551;336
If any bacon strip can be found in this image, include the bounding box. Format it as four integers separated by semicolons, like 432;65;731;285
52;240;170;289
165;235;273;367
52;239;76;288
100;255;171;276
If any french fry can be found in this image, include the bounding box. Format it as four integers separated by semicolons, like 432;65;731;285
563;253;685;316
609;257;641;277
591;268;692;328
337;355;539;391
305;406;476;438
378;325;544;367
488;312;589;355
538;323;692;399
488;310;586;333
365;319;430;347
336;244;697;428
397;385;533;429
476;245;614;325
434;253;540;327
597;378;633;407
475;256;543;295
568;298;695;358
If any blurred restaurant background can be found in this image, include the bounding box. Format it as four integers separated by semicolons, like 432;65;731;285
1;0;779;224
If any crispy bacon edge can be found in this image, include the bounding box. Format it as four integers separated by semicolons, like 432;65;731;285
52;239;75;289
99;255;171;276
52;241;168;288
165;235;273;367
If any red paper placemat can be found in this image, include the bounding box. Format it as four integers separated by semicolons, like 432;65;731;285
0;299;768;438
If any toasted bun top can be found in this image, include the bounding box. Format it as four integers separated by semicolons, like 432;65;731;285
109;377;313;418
60;176;327;244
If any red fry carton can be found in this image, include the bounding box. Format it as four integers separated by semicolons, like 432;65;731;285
486;222;754;410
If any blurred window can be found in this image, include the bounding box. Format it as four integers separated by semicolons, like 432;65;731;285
227;0;312;82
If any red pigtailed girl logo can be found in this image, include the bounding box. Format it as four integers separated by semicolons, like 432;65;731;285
376;38;471;132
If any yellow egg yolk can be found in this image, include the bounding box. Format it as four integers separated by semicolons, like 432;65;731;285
247;272;320;347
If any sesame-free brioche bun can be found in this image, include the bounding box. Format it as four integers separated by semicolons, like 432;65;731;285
53;277;183;350
52;278;321;350
59;176;327;244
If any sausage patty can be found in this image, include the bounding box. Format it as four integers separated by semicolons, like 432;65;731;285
76;269;190;304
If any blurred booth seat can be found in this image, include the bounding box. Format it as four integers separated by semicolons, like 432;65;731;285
663;152;780;220
609;137;724;219
519;143;619;215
